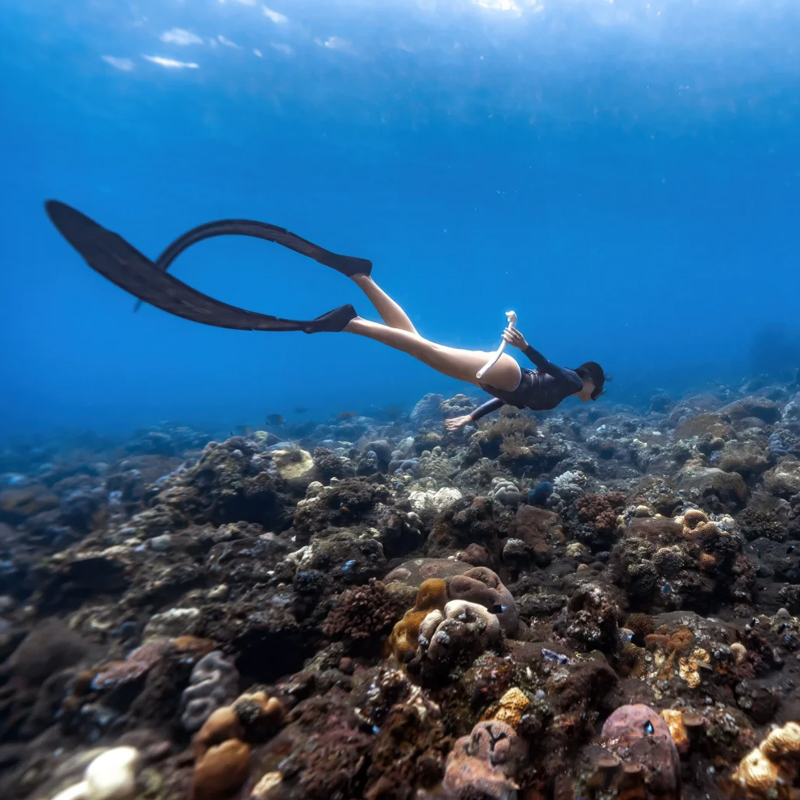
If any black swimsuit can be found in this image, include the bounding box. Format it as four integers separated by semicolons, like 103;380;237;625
473;345;583;421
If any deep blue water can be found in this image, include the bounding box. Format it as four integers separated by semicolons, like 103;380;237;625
2;0;800;438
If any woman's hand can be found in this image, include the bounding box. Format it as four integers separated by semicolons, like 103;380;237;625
502;326;528;350
445;415;473;431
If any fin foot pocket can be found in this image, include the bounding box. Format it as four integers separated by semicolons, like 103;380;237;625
301;304;358;334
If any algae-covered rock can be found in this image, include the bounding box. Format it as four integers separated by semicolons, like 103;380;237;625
678;459;747;509
764;459;800;498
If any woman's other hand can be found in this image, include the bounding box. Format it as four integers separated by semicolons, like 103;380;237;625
445;415;473;431
502;327;528;350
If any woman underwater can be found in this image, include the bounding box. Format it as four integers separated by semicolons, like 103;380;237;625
45;200;607;423
342;272;607;428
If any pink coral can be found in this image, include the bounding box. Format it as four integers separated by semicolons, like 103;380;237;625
448;567;518;636
91;639;172;690
601;704;680;797
443;720;523;800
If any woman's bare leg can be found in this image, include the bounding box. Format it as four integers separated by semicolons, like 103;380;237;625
351;275;418;334
344;317;521;391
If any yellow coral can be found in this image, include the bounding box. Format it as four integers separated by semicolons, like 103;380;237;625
732;721;800;797
251;771;283;798
490;687;531;728
677;648;710;689
682;509;709;530
730;642;747;665
271;448;314;479
193;739;252;800
660;709;689;755
732;748;780;796
194;707;243;760
761;722;800;762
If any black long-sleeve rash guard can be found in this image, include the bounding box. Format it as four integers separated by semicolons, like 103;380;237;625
471;345;583;422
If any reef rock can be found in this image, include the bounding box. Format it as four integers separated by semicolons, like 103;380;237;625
678;459;747;510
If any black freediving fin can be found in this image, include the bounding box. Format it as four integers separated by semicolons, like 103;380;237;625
131;217;373;313
44;200;358;333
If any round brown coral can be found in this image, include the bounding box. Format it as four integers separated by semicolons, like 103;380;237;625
389;578;449;662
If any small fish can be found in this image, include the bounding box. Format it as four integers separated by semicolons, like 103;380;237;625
232;425;253;436
337;411;358;421
266;414;285;426
293;406;309;414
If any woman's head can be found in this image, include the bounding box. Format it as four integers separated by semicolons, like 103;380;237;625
575;361;606;402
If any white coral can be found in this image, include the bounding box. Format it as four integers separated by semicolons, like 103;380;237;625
51;747;140;800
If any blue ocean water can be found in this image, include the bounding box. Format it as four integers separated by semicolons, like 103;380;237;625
2;0;800;438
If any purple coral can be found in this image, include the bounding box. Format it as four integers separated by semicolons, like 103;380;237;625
179;650;239;733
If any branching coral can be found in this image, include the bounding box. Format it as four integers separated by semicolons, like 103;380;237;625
323;578;408;647
482;412;538;443
575;491;626;534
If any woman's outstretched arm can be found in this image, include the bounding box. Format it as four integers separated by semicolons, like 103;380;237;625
445;398;505;430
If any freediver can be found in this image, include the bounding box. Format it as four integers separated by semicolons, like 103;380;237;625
45;200;607;426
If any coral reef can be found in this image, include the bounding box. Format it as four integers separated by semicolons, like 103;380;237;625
4;374;800;800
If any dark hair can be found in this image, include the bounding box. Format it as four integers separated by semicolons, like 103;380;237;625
575;361;607;400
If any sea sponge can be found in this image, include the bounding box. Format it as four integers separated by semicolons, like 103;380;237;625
231;691;285;740
388;578;449;662
192;739;251;800
193;706;243;760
